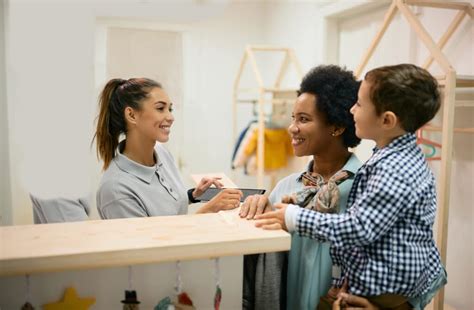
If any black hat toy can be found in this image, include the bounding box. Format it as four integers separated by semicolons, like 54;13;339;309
121;290;141;304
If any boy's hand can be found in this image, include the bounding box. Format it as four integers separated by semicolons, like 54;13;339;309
254;203;288;231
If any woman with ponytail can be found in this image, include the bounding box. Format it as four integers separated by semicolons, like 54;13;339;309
94;78;242;219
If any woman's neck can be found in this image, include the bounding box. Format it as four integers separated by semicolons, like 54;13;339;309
122;133;156;167
312;146;351;181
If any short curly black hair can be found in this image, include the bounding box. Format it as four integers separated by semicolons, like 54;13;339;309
299;65;361;148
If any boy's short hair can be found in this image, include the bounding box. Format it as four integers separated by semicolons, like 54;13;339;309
365;64;441;132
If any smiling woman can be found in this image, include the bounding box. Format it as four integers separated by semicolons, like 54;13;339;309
93;78;242;219
240;65;362;310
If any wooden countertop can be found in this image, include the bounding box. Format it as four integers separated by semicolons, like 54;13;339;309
0;209;290;276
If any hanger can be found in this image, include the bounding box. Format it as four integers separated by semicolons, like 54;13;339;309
416;127;441;161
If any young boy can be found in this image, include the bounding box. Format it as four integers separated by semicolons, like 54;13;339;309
256;64;446;309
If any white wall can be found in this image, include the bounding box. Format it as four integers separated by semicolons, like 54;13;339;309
179;3;268;185
261;2;321;72
105;27;184;158
5;1;98;224
0;0;12;226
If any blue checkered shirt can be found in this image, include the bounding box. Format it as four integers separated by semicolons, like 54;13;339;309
295;133;442;297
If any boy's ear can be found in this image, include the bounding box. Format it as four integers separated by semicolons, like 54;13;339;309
124;107;137;125
381;111;399;130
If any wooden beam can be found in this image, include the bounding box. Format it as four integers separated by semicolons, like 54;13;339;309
246;47;265;88
288;49;304;79
433;70;457;309
275;52;290;88
422;9;467;69
422;125;474;133
263;87;299;93
257;90;265;188
397;0;453;73
236;98;294;105
233;52;248;143
406;0;473;11
233;51;248;93
355;0;398;78
436;75;474;88
249;46;289;52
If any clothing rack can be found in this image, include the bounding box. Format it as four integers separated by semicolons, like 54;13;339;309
354;1;473;309
232;45;305;188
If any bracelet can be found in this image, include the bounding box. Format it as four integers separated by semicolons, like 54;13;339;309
187;188;201;203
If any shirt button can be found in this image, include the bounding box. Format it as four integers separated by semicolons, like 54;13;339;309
170;188;173;192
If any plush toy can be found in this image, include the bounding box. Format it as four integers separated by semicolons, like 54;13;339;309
121;290;141;310
155;292;196;310
43;287;95;310
20;302;35;310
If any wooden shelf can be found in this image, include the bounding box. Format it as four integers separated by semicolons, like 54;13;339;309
406;0;473;12
0;210;290;277
455;100;474;107
436;75;474;88
247;46;290;52
423;125;474;133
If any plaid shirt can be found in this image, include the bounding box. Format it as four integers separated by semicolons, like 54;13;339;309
295;133;442;297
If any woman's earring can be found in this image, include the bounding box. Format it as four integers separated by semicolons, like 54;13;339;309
331;132;337;137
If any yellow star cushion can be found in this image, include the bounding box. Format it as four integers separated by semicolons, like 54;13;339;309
43;287;95;310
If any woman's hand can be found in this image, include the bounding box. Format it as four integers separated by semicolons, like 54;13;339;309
239;194;272;219
331;280;379;310
192;177;224;199
200;188;243;213
333;293;379;310
254;203;288;231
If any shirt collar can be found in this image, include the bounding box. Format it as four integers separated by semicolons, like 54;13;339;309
296;153;360;182
369;132;416;164
113;140;159;184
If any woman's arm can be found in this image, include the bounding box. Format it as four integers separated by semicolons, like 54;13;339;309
99;197;148;219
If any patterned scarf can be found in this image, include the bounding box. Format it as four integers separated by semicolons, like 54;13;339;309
283;170;353;213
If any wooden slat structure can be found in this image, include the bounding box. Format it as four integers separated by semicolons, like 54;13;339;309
0;211;290;277
233;45;303;188
354;1;473;308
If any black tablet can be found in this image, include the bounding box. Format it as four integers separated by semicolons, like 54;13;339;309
196;188;266;202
